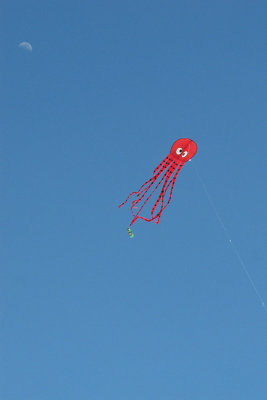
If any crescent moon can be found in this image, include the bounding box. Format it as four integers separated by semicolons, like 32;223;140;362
18;41;32;52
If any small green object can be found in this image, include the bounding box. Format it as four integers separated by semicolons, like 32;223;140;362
127;227;134;238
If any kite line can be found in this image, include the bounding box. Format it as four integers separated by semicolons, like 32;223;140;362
191;161;266;313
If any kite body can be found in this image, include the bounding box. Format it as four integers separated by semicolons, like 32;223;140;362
119;138;197;228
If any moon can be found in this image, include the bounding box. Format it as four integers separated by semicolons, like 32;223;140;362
18;41;32;52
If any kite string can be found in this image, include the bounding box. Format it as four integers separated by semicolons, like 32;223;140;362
191;161;267;313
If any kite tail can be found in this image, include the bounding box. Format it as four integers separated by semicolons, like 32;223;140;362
127;227;134;239
153;155;172;175
151;164;183;222
118;158;170;209
129;160;178;226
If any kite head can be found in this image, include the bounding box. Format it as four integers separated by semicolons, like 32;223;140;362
170;138;197;163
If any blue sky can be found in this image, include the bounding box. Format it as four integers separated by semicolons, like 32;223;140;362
1;1;267;399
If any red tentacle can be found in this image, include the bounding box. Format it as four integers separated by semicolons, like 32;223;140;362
129;160;177;226
118;158;171;209
152;168;181;224
151;161;179;216
151;163;183;221
130;167;171;224
119;153;184;227
153;155;172;175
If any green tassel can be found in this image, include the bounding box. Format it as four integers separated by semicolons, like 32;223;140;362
127;227;134;238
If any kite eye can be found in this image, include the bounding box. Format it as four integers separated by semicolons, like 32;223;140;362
176;147;183;155
182;151;188;158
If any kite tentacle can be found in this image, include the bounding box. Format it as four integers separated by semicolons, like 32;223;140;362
151;178;176;224
153;156;172;175
151;163;183;220
150;163;179;217
129;160;176;226
136;158;172;199
119;157;171;209
129;169;171;224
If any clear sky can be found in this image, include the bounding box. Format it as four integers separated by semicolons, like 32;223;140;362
1;1;267;399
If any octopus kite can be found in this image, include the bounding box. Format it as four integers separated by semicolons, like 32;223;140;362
119;138;197;237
